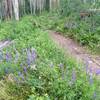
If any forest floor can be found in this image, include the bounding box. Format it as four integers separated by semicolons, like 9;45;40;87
49;31;100;74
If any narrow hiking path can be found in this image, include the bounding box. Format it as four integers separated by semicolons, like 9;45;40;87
49;31;100;74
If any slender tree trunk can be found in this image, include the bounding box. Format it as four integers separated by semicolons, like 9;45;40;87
30;0;36;15
45;0;50;11
8;0;13;19
30;0;33;14
49;0;52;10
12;0;19;20
4;0;8;19
33;0;36;15
19;0;25;17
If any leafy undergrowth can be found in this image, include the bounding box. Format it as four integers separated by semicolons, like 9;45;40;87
34;12;99;54
0;15;100;100
11;12;99;54
1;12;100;54
57;14;99;54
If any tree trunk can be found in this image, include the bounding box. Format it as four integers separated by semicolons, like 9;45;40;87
12;0;19;20
0;0;59;20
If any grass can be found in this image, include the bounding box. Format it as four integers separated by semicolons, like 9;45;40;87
0;14;100;100
19;12;100;54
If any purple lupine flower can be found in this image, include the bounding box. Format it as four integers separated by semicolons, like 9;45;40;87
27;58;31;67
18;72;24;81
5;52;12;62
96;68;100;75
89;74;93;85
21;74;24;81
26;48;32;66
23;67;27;74
71;69;76;83
18;71;22;76
31;48;37;62
27;48;32;60
20;63;23;68
89;67;93;74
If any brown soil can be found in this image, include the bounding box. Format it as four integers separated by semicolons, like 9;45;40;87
49;31;100;74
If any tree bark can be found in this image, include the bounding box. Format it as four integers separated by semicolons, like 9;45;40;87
12;0;19;20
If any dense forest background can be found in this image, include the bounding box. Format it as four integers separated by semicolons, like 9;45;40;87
0;0;60;20
0;0;100;21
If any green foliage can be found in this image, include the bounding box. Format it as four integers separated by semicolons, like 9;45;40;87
60;0;87;16
0;16;75;99
27;64;99;100
56;0;100;53
0;14;100;100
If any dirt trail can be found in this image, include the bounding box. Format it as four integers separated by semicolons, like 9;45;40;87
49;31;100;74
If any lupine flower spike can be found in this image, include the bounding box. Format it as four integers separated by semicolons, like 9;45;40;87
5;52;12;62
71;69;76;83
18;72;24;81
96;68;100;75
23;67;27;74
31;47;37;62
